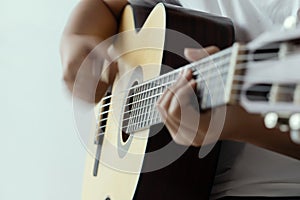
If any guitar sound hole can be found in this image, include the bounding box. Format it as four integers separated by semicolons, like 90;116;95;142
122;131;130;143
121;81;138;143
105;197;111;200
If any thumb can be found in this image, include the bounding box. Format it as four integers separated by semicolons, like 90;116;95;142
184;46;220;62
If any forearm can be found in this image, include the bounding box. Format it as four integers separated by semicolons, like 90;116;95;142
222;106;300;160
60;0;127;101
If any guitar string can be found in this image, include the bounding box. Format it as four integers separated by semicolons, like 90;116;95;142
97;83;295;124
92;45;298;135
92;51;298;132
98;71;228;121
95;82;292;135
95;65;299;122
94;40;290;104
97;86;300;135
96;60;298;118
96;62;230;113
96;47;233;104
97;45;272;103
96;42;293;104
95;50;284;107
96;87;299;136
96;67;229;118
96;84;297;128
97;83;297;124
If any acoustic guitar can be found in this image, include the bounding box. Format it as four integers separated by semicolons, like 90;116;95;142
82;3;300;200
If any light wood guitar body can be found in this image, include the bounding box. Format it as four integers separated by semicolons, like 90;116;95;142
82;3;234;200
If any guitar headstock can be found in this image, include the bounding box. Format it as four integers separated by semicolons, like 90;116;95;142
230;28;300;143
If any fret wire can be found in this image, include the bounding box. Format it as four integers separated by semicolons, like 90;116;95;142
141;84;147;129
139;85;144;130
141;85;146;129
145;82;152;128
142;84;150;128
128;89;138;132
132;88;139;131
138;85;144;129
122;80;177;109
126;80;176;108
148;82;153;128
193;63;229;78
131;93;137;132
209;57;230;107
217;63;226;105
134;88;139;131
123;62;229;107
150;86;156;125
123;51;233;100
124;107;159;128
97;68;231;118
151;80;157;126
136;87;143;130
149;82;156;126
122;83;227;131
112;116;163;135
133;90;140;132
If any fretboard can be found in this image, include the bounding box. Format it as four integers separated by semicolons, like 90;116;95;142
125;46;236;133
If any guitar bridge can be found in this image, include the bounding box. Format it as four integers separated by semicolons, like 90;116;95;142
93;91;111;177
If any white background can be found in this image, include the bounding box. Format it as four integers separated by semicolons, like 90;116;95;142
0;0;87;199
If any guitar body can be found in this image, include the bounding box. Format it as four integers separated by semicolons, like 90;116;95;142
83;3;234;200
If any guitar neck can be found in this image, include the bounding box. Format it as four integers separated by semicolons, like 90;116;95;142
125;44;241;133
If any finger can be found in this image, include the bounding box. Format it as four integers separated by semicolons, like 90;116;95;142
163;82;201;144
158;85;175;110
184;46;220;62
164;107;201;146
164;116;193;146
166;103;201;136
168;79;197;117
157;70;193;112
156;87;174;120
158;73;197;129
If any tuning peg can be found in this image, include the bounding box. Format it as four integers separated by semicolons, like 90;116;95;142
283;16;298;30
289;113;300;144
264;112;279;129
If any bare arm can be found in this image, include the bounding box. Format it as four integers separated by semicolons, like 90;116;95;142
60;0;127;102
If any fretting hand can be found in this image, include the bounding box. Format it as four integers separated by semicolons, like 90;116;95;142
156;46;221;146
